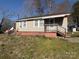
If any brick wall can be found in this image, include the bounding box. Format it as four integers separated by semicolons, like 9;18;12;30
16;31;57;38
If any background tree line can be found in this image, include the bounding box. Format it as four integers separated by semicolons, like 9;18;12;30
0;9;14;33
72;0;79;25
22;0;72;17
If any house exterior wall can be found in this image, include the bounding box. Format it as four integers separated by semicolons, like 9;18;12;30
16;22;20;31
16;20;57;38
16;20;44;32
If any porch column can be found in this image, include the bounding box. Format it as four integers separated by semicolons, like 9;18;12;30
62;16;68;32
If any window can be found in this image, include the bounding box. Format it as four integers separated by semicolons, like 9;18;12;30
19;22;22;28
22;21;27;28
34;20;38;27
33;20;44;27
23;22;26;27
19;21;27;28
40;20;44;26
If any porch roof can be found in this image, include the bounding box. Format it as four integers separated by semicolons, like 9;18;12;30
16;13;70;22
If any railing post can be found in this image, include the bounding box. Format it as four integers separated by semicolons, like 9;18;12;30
44;24;46;32
64;28;66;38
57;25;58;32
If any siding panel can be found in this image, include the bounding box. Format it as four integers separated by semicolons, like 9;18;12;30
16;20;44;32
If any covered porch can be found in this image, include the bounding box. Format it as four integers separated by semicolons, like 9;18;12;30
44;16;68;37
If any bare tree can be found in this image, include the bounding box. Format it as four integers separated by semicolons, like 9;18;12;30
56;0;71;14
0;7;16;18
21;0;36;17
45;0;56;14
0;7;14;32
21;0;72;17
23;0;45;16
33;0;44;16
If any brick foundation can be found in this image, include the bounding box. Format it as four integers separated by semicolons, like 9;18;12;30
16;31;57;38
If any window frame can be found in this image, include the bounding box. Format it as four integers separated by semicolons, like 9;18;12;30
39;20;44;26
33;20;39;27
19;21;27;28
23;21;27;28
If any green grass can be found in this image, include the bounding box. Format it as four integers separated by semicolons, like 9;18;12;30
71;32;79;37
0;34;79;59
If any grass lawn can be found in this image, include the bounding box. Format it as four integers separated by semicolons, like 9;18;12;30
0;34;79;59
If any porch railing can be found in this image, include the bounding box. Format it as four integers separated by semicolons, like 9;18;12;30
45;24;66;37
45;24;58;32
45;24;57;32
57;26;66;37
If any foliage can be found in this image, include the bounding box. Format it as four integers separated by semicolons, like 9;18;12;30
72;1;79;16
0;35;79;59
1;17;13;32
71;1;79;26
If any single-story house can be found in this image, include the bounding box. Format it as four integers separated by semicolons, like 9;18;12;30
15;13;70;37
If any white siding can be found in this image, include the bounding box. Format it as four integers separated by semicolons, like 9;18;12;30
16;20;44;32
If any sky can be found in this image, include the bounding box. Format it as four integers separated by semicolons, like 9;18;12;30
0;0;77;21
56;0;76;4
0;0;24;20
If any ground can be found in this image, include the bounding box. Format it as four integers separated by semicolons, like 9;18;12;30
0;34;79;59
65;37;79;43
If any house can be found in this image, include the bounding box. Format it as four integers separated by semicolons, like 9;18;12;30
15;13;70;37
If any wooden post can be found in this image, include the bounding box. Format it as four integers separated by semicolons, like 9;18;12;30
64;28;66;38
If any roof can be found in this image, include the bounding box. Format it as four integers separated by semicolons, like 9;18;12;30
16;13;70;22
